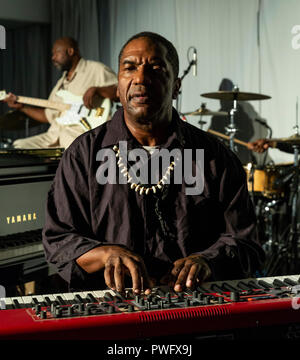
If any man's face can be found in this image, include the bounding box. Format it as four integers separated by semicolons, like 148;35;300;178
117;37;180;124
51;41;73;71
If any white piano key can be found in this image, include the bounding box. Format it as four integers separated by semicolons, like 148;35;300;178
72;291;90;299
10;296;24;304
31;295;46;303
0;297;13;309
51;293;67;303
92;289;115;299
41;294;57;303
288;275;300;283
21;296;34;305
61;293;75;301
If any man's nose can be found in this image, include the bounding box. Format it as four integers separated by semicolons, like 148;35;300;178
133;65;151;84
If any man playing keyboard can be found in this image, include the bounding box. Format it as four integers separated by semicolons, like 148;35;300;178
42;32;265;294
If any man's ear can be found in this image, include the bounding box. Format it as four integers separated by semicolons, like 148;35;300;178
116;85;120;99
67;47;75;56
172;78;181;99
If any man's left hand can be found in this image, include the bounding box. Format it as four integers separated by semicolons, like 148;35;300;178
161;255;211;292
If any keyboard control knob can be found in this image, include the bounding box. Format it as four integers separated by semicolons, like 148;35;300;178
230;291;240;302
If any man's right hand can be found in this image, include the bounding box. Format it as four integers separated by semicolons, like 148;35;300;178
248;138;276;153
3;92;23;110
76;245;153;294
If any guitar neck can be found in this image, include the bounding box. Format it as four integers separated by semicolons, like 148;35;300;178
16;95;70;112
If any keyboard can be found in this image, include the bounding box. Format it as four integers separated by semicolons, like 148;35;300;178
0;273;300;341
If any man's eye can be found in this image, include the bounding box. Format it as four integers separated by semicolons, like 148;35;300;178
124;65;136;71
152;64;165;71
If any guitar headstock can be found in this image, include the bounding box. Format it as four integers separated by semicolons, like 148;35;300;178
0;90;7;101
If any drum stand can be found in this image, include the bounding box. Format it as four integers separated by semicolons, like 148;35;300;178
225;85;239;153
264;145;300;275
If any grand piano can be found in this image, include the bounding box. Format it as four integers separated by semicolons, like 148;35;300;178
0;148;62;288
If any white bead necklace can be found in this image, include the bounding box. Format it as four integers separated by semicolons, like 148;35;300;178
113;145;176;195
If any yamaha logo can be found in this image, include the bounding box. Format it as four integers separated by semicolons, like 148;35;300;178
6;212;37;225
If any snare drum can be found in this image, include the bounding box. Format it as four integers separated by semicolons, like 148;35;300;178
244;164;290;198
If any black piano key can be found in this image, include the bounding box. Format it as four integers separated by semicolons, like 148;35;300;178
237;281;251;291
44;296;52;306
114;291;126;301
247;280;264;289
31;297;40;305
55;296;66;305
257;280;273;289
283;278;298;286
195;286;207;294
210;284;224;293
103;292;114;302
74;294;85;303
273;279;286;288
222;282;239;292
12;299;22;309
86;293;97;303
34;298;47;307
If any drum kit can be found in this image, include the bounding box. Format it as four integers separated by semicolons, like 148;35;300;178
183;87;300;275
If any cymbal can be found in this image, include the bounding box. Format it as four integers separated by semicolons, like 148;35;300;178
201;91;271;101
273;134;300;145
183;108;228;116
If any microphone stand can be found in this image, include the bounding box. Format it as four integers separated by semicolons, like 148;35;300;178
176;59;195;113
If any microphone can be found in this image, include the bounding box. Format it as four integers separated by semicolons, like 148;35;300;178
192;48;197;76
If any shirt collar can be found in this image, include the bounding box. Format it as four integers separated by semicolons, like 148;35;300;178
102;107;186;150
61;58;86;82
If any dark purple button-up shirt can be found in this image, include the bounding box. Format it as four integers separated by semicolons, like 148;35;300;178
42;108;265;290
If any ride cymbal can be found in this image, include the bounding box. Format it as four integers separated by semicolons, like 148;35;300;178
201;91;271;101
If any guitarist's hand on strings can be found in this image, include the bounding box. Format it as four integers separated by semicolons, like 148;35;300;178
83;85;119;109
3;92;23;110
83;87;98;109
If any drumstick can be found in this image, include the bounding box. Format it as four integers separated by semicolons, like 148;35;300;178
207;129;250;149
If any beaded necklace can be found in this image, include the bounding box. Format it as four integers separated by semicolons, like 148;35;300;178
113;145;176;195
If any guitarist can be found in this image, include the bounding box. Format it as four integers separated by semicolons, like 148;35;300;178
3;37;118;149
